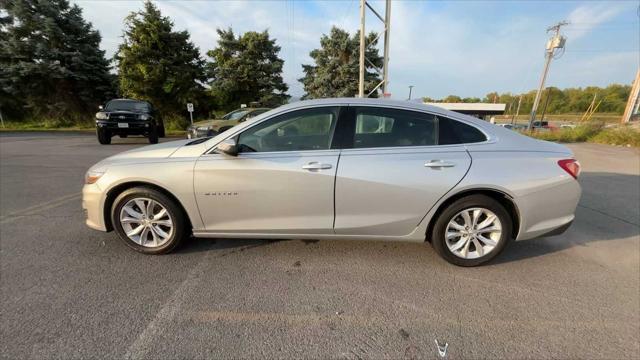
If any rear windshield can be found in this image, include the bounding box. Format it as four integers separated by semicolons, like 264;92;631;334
105;100;150;112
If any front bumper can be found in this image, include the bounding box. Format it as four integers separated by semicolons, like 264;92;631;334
97;120;152;135
82;183;108;231
187;127;217;139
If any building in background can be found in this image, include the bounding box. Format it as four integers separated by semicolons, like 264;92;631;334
424;102;506;122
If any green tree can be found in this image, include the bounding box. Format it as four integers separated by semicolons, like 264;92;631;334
115;1;204;116
0;0;114;122
206;28;289;111
299;27;383;99
443;95;463;103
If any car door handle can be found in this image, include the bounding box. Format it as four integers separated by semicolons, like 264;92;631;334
424;160;456;168
302;162;332;170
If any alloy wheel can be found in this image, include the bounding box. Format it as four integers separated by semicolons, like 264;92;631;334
445;207;502;259
119;197;173;248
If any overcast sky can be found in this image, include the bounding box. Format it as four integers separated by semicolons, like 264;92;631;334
73;0;639;99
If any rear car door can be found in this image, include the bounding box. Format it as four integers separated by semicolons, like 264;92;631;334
334;106;476;236
194;106;341;234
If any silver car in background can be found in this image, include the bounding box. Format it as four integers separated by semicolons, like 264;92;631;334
82;98;581;266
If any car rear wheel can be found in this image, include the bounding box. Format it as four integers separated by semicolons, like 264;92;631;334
430;194;512;266
111;187;187;254
158;122;166;138
97;128;111;145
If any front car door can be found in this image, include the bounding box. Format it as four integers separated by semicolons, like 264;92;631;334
194;106;341;235
334;106;480;237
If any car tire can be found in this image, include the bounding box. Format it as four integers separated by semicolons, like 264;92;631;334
430;194;512;267
158;122;166;138
111;187;187;254
148;125;159;144
218;126;232;133
97;128;111;145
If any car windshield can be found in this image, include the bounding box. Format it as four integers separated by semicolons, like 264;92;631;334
105;100;150;113
222;109;250;121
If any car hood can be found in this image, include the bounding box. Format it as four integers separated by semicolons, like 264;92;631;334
190;119;235;128
93;139;194;169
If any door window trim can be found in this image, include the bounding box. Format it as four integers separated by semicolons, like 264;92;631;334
204;105;346;155
338;105;492;150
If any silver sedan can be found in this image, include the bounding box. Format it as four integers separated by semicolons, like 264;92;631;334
82;98;581;266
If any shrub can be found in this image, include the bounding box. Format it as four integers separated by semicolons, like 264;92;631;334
523;122;639;147
591;128;640;147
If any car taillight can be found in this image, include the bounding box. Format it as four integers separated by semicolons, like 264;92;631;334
558;159;580;179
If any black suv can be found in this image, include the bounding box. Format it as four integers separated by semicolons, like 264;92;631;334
95;99;165;144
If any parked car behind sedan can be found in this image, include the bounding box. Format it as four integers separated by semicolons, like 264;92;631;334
83;98;581;266
186;107;270;139
95;99;165;144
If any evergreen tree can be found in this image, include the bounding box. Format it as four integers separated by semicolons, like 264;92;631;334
206;28;289;111
0;0;114;121
115;1;204;115
299;27;382;99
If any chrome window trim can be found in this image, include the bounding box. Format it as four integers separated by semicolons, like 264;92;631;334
203;104;343;155
202;101;497;155
346;103;495;147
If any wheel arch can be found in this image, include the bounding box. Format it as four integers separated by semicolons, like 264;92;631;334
103;181;192;232
425;188;520;242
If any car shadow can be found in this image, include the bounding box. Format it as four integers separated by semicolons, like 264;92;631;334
174;171;638;264
175;237;285;254
491;171;639;265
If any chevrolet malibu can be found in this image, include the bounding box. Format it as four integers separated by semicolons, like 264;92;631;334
83;98;581;266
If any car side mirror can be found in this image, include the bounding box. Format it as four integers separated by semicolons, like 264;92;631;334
98;105;104;110
216;138;238;156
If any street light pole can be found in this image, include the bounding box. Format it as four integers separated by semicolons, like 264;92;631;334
407;85;414;100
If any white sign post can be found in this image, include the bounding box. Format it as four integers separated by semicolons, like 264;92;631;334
187;103;194;124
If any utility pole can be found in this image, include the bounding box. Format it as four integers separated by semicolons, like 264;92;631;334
358;0;366;98
358;0;391;98
540;87;552;122
407;85;414;100
622;68;640;123
512;95;522;125
528;21;567;130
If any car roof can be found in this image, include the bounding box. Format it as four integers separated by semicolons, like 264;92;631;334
280;98;494;128
107;98;149;103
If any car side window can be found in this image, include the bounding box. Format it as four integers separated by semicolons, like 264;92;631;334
438;116;487;145
237;107;338;153
352;107;437;148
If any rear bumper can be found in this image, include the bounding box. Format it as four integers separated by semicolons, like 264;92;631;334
515;179;581;241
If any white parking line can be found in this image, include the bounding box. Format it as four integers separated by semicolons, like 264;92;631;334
0;193;81;224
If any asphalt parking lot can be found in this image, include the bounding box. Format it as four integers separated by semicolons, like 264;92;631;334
1;132;638;359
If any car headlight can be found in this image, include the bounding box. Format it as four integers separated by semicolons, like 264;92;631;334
138;114;150;121
96;112;108;120
85;168;106;184
197;126;212;131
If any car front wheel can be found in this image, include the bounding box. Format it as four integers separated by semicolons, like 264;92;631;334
431;194;512;266
111;187;187;254
97;128;111;144
148;125;159;144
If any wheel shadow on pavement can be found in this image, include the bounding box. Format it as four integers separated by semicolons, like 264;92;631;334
491;171;640;265
176;237;285;254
